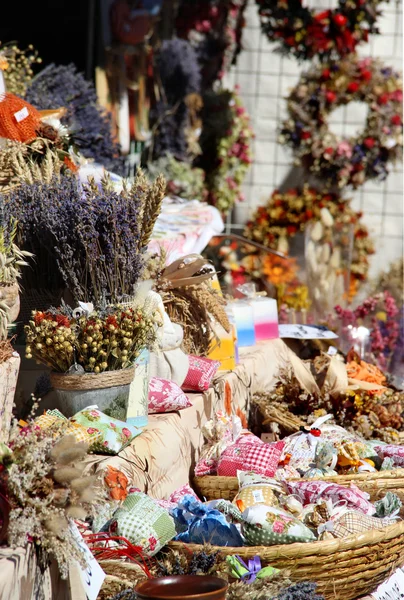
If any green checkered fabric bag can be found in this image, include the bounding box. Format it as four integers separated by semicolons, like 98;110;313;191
113;492;176;556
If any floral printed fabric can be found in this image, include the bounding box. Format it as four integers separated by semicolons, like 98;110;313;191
286;480;376;515
242;504;315;546
148;377;192;414
182;355;220;392
71;406;142;454
113;492;176;557
374;444;404;467
217;441;285;477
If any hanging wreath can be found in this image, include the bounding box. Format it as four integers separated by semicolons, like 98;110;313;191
244;186;375;298
279;57;403;189
256;0;388;61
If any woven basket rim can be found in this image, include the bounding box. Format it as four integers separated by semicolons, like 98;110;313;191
169;519;404;559
50;366;135;391
194;468;404;488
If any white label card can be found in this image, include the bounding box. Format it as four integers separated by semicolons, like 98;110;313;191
371;567;404;599
70;523;106;600
14;106;29;122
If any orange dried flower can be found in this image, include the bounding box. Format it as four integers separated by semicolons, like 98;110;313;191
261;254;297;286
236;407;248;429
104;466;128;501
347;359;386;394
224;381;232;417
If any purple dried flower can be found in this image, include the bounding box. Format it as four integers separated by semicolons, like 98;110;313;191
24;64;125;175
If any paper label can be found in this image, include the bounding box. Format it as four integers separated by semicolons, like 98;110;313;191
252;489;264;503
70;523;105;600
371;567;404;599
14;106;29;122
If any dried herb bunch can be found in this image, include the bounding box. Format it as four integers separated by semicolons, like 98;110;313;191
1;421;100;578
256;356;404;443
0;138;66;195
5;170;165;304
152;254;230;355
24;63;125;174
0;42;42;96
25;302;161;373
0;216;32;285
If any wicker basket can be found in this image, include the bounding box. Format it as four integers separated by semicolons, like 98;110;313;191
97;560;147;600
169;520;404;600
50;367;135;391
193;469;404;504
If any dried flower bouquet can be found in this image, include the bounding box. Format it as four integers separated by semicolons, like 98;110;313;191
0;417;100;577
25;301;161;374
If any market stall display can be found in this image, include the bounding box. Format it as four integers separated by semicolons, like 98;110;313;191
0;6;403;600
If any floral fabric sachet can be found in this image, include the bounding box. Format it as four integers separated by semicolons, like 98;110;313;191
287;480;376;515
242;504;316;546
148;377;192;414
113;492;176;556
71;405;142;454
35;409;103;446
233;470;284;511
374;444;404;467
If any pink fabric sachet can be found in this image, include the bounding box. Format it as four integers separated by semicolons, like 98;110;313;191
182;355;220;392
148;377;192;414
217;440;285;477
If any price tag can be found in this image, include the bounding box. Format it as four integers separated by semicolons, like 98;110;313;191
70;523;105;600
371;567;404;599
14;106;29;122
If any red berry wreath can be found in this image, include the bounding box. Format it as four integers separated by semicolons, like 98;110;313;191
279;56;403;189
256;0;388;61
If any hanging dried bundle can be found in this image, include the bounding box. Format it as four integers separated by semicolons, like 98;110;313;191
154;254;230;355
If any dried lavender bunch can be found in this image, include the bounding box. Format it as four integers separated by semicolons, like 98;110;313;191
24;63;125;175
150;39;201;161
157;38;201;105
5;171;165;304
2;422;100;578
277;581;324;600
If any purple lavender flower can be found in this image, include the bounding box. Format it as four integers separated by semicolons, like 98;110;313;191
24;64;125;175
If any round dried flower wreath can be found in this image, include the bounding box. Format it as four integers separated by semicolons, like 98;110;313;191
244;186;375;296
279;57;403;189
256;0;387;62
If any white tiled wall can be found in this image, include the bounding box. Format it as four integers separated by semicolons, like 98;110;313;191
224;0;403;279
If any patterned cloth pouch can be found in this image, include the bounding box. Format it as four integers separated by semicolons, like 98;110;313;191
242;504;315;546
194;413;239;476
217;441;285;478
113;492;176;556
303;441;338;479
148;377;192;414
71;406;142;454
182;355;220;392
320;425;375;460
281;432;321;474
318;508;395;540
374;444;404;467
171;495;244;547
233;471;283;511
287;480;376;515
35;409;103;446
